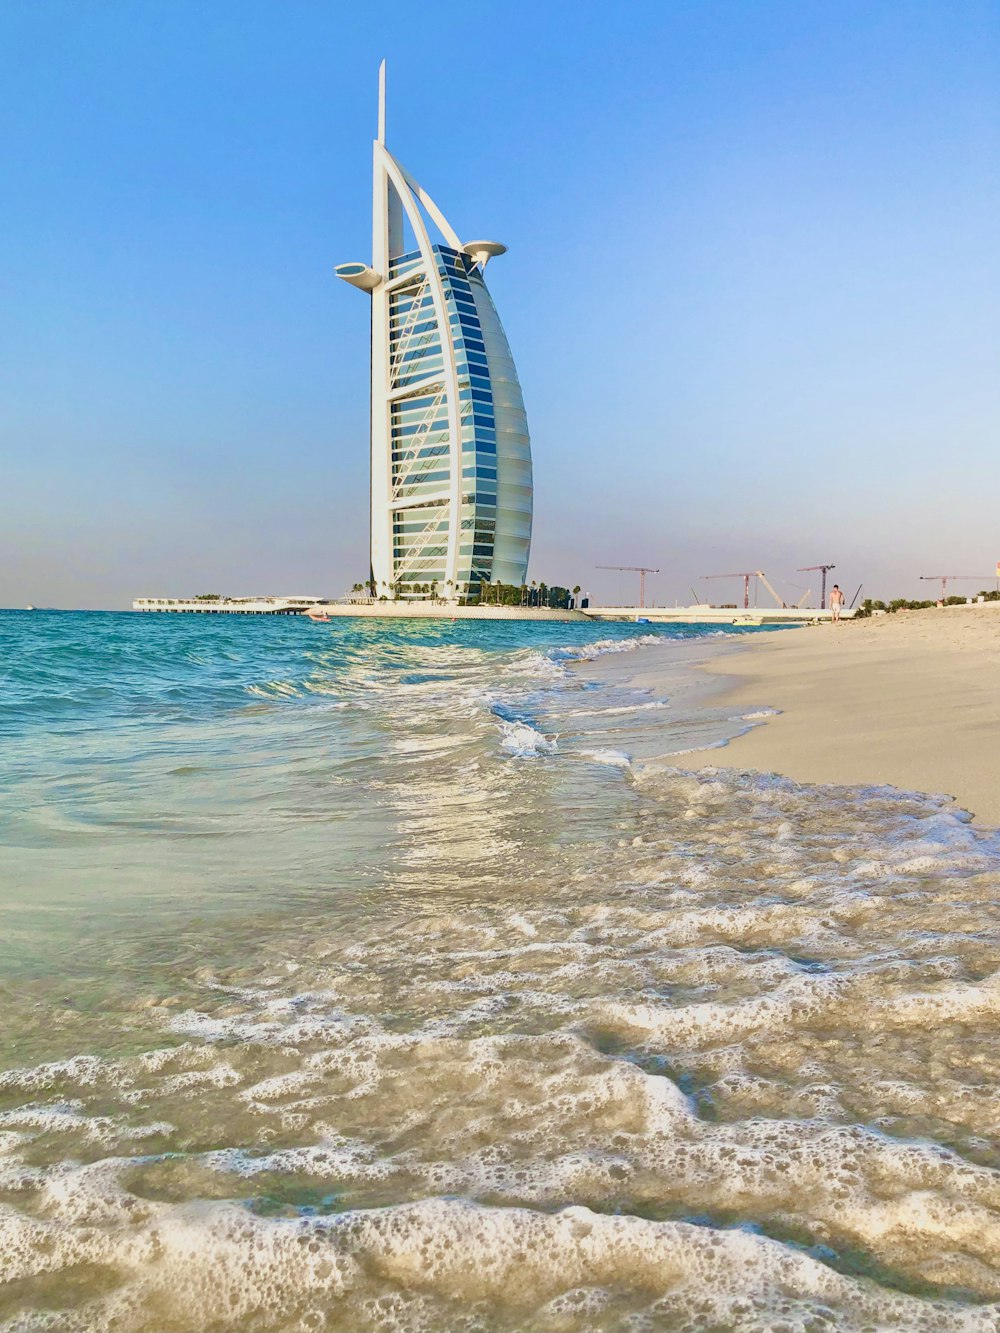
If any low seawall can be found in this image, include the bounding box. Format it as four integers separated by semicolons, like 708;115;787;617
316;603;589;622
582;606;855;624
311;603;851;625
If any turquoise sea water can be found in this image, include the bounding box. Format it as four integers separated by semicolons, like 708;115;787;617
3;609;1000;1332
0;610;750;985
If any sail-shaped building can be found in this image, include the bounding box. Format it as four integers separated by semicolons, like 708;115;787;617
336;63;532;603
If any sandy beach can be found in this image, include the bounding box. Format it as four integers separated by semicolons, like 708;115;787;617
680;603;1000;827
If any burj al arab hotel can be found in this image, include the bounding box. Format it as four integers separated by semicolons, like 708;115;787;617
336;63;532;602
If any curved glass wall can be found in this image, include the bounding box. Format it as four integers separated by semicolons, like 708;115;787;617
386;245;531;598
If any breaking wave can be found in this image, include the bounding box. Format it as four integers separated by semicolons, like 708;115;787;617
4;612;1000;1329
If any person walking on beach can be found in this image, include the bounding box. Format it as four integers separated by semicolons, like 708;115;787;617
830;584;845;623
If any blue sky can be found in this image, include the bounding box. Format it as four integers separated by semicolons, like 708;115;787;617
2;0;998;609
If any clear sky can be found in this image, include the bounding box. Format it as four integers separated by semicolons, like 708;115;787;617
2;0;998;610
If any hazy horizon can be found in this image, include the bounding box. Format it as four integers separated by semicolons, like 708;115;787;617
3;0;998;611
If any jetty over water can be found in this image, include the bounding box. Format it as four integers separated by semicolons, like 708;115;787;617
133;597;328;615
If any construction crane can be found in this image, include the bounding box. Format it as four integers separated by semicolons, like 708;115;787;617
798;564;836;609
702;571;787;610
919;575;991;599
596;565;660;608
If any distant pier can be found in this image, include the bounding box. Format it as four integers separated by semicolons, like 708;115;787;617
133;597;327;615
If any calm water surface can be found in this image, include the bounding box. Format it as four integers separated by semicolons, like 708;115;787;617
2;609;1000;1332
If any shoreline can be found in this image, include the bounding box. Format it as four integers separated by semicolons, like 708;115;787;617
667;605;1000;828
563;627;779;761
7;613;1000;1326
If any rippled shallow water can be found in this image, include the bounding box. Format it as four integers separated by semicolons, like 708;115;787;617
2;610;1000;1332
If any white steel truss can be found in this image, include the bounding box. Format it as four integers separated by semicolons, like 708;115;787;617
388;275;433;388
391;386;447;500
392;505;449;582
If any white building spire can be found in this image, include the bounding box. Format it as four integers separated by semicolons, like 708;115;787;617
377;58;386;146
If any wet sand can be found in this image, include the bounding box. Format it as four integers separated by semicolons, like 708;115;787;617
678;603;1000;827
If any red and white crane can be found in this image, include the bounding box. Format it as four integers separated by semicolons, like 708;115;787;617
702;571;787;610
596;565;660;608
798;563;836;609
919;575;990;599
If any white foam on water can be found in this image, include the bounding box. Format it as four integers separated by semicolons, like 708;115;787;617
507;913;538;937
557;633;664;661
393;734;466;755
495;718;558;756
167;996;377;1047
1;1188;998;1332
512;649;573;680
244;680;302;699
578;748;632;768
7;625;1000;1329
555;699;669;718
657;735;732;756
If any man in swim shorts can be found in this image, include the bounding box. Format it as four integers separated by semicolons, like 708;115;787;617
830;584;845;622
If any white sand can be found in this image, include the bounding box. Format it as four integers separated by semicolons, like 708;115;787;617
678;603;1000;827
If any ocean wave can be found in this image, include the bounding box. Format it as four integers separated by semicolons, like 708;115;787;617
578;748;632;768
552;633;665;661
496;717;558;756
4;1184;997;1333
553;699;669;718
9;614;1000;1328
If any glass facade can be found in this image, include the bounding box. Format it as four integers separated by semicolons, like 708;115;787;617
386;244;530;598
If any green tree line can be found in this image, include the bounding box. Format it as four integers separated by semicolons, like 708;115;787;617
856;590;1000;616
